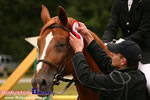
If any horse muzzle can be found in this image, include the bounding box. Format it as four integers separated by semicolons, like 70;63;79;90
31;76;54;97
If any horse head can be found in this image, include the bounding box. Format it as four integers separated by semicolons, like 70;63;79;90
31;5;75;97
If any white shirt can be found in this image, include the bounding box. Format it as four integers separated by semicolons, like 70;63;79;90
128;0;133;11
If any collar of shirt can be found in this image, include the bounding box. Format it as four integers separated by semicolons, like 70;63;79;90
117;67;136;72
128;0;133;11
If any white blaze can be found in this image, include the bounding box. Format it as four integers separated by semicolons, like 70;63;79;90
36;32;53;73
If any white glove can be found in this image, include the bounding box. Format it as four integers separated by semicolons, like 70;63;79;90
115;38;125;44
104;38;125;45
104;43;108;45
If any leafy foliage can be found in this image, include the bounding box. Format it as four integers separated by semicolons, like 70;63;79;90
0;0;113;61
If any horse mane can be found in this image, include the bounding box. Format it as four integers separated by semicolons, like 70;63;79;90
88;30;110;55
40;17;57;36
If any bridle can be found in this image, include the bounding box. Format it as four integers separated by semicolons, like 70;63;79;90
36;24;77;94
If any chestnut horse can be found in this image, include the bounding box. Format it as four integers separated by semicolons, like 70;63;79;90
31;5;110;100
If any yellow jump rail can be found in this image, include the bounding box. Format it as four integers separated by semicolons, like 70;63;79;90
25;94;78;100
52;95;78;100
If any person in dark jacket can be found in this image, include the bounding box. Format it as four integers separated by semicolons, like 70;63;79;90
102;0;150;94
69;23;146;100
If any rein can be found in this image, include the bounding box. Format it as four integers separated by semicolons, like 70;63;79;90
37;24;77;95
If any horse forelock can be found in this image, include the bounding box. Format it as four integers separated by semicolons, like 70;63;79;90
40;20;55;36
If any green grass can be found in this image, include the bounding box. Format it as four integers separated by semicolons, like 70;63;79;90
1;74;77;100
1;81;77;100
53;82;77;95
12;83;32;91
11;82;77;95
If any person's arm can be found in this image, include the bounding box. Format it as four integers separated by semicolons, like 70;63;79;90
102;0;121;43
124;0;150;45
72;52;124;99
87;40;114;74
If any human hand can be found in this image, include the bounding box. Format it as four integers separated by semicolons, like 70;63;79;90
76;22;89;37
111;38;125;44
76;22;94;45
115;38;125;44
69;32;83;53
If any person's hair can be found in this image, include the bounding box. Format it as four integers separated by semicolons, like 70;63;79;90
126;59;139;69
120;54;139;69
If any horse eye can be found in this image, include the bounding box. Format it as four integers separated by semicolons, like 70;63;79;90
57;43;65;47
55;43;66;52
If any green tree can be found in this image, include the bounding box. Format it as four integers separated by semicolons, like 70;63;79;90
0;0;113;61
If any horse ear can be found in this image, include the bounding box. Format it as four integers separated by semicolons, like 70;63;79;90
41;5;51;24
58;6;68;26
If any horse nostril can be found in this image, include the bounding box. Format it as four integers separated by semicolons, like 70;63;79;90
37;78;48;90
41;79;47;86
32;77;50;91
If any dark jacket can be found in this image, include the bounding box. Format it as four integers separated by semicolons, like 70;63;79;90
102;0;150;64
72;40;146;100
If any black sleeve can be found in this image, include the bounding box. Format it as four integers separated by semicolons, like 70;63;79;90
102;0;121;43
125;0;150;45
87;40;114;74
72;52;125;99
